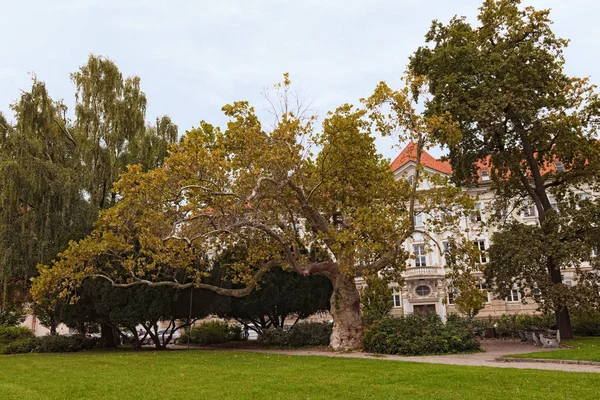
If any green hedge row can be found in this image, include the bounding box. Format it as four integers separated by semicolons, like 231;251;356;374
362;314;481;356
0;326;101;355
179;321;243;345
259;322;332;348
478;313;600;338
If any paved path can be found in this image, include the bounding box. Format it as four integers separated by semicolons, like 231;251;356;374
203;340;600;373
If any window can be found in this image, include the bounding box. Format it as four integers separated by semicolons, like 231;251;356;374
414;213;424;227
554;162;565;173
522;204;536;218
470;202;483;223
473;240;487;263
413;244;427;267
593;247;598;257
480;170;490;181
506;289;520;302
415;285;431;297
392;289;402;308
447;286;456;305
407;174;415;185
442;241;450;255
476;282;490;303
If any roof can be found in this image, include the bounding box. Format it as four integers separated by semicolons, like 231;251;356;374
390;142;453;175
391;142;567;180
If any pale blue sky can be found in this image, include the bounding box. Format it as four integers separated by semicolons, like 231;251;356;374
2;0;598;160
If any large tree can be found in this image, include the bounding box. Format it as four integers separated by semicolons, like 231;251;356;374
33;77;468;349
1;55;177;339
410;0;600;338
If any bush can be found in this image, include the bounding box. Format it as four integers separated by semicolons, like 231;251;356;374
361;314;480;356
493;314;555;338
259;322;332;347
180;321;242;345
0;325;35;344
0;333;100;355
572;313;600;336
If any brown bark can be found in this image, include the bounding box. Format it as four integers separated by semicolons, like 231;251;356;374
329;273;363;350
101;323;118;348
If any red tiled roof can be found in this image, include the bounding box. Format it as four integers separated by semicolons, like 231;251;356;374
390;142;453;174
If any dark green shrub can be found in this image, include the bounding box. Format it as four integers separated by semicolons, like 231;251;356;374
0;325;35;344
33;335;86;353
362;314;480;355
1;338;39;354
493;314;555;338
572;314;600;336
179;321;242;345
259;322;332;347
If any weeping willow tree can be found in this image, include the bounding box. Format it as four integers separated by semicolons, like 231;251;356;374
1;55;178;332
0;80;92;326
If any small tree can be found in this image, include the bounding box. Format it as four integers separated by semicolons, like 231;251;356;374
360;275;393;325
444;238;487;319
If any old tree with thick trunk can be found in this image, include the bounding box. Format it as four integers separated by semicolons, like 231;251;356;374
410;0;600;338
33;78;466;349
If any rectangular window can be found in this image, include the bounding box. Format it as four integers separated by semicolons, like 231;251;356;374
447;290;455;305
506;289;520;303
470;202;483;223
413;244;427;267
392;289;402;308
593;247;598;257
522;204;536;218
414;213;424;227
554;162;565;173
477;282;490;304
442;241;450;255
480;170;490;181
474;240;487;263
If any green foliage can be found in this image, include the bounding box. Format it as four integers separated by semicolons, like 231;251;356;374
410;0;600;337
362;314;480;355
179;321;242;346
0;334;100;355
493;314;556;338
360;276;393;325
258;322;332;348
0;325;35;344
571;314;600;337
220;266;332;332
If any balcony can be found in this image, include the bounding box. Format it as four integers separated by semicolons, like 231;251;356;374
403;266;445;279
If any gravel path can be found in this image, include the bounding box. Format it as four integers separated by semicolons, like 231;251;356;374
205;340;600;373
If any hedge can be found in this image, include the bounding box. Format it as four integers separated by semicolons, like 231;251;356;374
179;321;243;345
259;322;332;348
362;314;481;356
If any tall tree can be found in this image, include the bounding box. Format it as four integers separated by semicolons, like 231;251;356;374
71;54;148;209
410;0;600;338
33;76;469;349
0;80;91;328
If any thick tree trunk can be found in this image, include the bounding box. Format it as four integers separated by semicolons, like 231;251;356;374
329;274;362;350
49;315;57;336
547;256;574;339
101;324;118;348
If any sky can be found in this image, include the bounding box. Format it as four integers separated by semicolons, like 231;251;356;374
2;0;599;161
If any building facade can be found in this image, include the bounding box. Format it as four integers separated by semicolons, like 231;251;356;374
380;142;596;320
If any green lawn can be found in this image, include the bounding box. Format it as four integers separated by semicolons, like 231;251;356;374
509;337;600;362
1;350;599;400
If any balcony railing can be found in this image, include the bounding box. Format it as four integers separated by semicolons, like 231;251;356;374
404;266;445;278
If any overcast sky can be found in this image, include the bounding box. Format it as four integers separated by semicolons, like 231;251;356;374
2;0;598;160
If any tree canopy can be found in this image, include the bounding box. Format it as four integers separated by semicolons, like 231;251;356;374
33;76;470;349
410;0;600;337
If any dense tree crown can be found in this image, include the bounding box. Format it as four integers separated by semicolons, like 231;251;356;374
33;76;471;349
0;55;178;332
410;0;600;337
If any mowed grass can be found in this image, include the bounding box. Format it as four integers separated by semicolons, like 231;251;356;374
1;350;600;400
510;337;600;362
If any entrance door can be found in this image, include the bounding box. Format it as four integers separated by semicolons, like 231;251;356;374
413;304;436;316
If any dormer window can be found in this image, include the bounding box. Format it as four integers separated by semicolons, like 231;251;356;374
480;170;490;181
554;162;565;173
